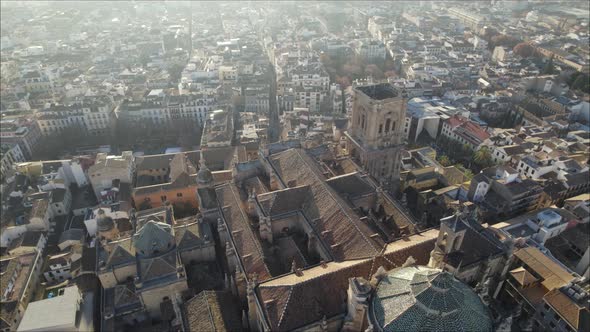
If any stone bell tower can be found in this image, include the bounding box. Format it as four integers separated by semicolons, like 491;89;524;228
345;83;407;193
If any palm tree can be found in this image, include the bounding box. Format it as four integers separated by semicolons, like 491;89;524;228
473;146;492;167
439;155;451;167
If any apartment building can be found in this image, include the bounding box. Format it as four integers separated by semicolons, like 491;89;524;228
1;144;25;180
0;120;42;160
36;96;116;136
118;89;215;125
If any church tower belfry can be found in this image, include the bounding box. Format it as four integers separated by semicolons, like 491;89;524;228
345;83;407;192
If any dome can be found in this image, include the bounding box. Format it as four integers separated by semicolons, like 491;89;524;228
370;266;492;332
133;219;175;257
96;208;115;232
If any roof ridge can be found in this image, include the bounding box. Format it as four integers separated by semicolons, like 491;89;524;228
227;184;271;277
293;149;380;255
278;258;372;288
204;292;217;331
277;286;294;329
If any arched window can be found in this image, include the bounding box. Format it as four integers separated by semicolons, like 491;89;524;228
362;115;366;130
385;119;391;133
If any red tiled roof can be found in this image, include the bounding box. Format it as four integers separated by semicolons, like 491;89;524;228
459;121;490;142
268;149;384;261
445;114;468;129
216;183;272;281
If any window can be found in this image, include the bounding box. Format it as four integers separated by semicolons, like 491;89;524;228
378;124;383;134
177;193;183;197
161;195;167;202
385;119;391;133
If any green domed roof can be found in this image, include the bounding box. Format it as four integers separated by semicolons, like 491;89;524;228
97;208;115;232
371;266;492;332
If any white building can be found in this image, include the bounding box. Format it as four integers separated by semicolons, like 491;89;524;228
17;285;93;332
294;87;327;113
493;209;571;245
36;97;116;137
84;207;128;237
50;188;72;217
1;143;25;179
355;39;386;61
118;90;215;126
43;251;75;284
244;86;270;113
88;152;134;199
516;155;588;180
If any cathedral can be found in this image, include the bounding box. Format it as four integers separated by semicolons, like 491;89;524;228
96;201;216;329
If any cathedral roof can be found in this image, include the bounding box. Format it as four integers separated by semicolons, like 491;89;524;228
216;183;271;281
370;266;492;332
182;291;242;332
105;238;135;267
133;219;175;257
268;148;383;261
256;229;438;331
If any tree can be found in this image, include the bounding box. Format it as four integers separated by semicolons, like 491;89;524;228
463;169;474;180
364;64;384;79
342;63;363;77
167;63;185;83
439;155;451;167
513;43;535;58
570;73;590;94
459;143;473;160
491;35;520;49
482;27;499;43
319;53;332;67
543;55;556;75
335;75;352;88
384;70;397;78
473;147;493;168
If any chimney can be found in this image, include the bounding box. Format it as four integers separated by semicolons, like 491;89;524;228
295;268;304;277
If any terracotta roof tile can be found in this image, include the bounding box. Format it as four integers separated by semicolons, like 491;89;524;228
183;291;243;331
257;230;438;331
514;246;576;290
216;183;271;281
544;288;589;331
268;149;383;261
